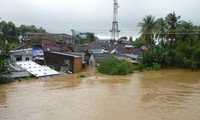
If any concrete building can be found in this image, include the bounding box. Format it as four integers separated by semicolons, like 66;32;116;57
10;48;33;62
44;51;83;73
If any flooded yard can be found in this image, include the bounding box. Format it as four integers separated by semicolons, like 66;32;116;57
1;67;200;120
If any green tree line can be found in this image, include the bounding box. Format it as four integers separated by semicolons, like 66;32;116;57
137;12;200;70
0;19;46;44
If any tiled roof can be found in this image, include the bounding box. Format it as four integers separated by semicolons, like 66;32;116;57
92;53;111;62
130;48;144;55
116;48;132;54
14;43;29;50
89;42;109;49
107;44;124;52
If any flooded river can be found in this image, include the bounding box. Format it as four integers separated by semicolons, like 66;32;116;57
1;67;200;120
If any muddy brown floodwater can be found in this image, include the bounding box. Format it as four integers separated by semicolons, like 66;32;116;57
1;67;200;120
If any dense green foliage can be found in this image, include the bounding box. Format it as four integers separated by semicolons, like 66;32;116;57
140;47;174;67
86;32;99;43
97;56;133;75
0;19;46;44
0;60;14;84
175;43;200;70
133;63;161;71
138;12;200;70
132;38;146;48
0;41;14;84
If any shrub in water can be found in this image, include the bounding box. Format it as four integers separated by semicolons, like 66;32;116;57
79;73;87;78
97;56;133;75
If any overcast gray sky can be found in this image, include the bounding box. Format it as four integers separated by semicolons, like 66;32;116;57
1;0;200;39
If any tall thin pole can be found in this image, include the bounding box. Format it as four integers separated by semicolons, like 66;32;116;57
110;0;120;40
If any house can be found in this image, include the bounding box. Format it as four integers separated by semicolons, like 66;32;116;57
121;54;139;66
10;48;45;65
15;32;73;52
71;44;89;52
44;51;83;73
24;32;73;44
66;52;91;65
107;44;125;53
115;55;139;66
42;41;73;52
14;41;32;50
130;48;144;55
140;44;158;52
89;53;111;67
88;42;109;54
98;39;110;43
10;48;33;62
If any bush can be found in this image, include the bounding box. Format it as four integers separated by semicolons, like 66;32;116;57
79;73;87;78
175;43;200;70
132;63;145;71
151;63;161;71
132;38;146;48
0;75;15;84
133;63;161;71
98;56;133;75
141;47;173;67
0;60;15;84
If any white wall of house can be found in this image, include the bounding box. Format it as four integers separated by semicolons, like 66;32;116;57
10;55;33;62
89;48;104;54
10;48;33;62
89;55;96;67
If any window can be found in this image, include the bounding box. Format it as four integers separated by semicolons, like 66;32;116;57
16;56;22;61
25;57;29;61
64;59;69;65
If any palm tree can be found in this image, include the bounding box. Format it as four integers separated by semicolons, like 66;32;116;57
138;15;156;45
178;21;198;46
155;18;167;46
165;12;181;46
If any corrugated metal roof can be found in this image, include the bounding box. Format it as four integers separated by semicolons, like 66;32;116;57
16;61;59;78
50;52;81;58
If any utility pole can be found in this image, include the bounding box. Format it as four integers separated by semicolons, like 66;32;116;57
110;0;120;40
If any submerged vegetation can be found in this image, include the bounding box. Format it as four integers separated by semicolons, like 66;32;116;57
97;55;133;75
0;42;14;84
78;73;87;78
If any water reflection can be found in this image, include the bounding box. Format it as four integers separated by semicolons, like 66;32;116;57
0;68;200;120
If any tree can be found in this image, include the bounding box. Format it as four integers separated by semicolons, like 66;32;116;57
165;12;181;46
129;36;133;43
0;41;14;84
86;32;98;43
132;38;146;48
177;21;198;46
141;47;174;68
1;19;46;44
18;24;46;41
155;18;167;46
138;15;156;45
0;20;19;43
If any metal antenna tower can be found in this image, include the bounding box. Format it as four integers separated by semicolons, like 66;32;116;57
110;0;120;40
